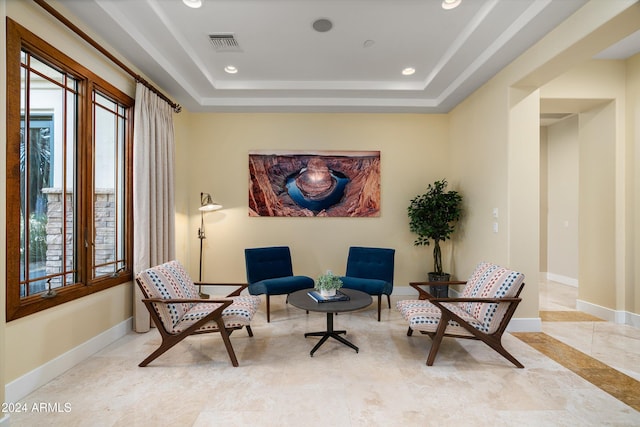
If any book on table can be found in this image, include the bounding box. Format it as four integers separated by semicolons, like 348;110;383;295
307;290;350;303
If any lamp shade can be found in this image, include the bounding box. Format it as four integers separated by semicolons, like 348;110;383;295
199;192;222;211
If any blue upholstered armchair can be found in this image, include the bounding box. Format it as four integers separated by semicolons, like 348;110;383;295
340;246;395;321
245;246;314;322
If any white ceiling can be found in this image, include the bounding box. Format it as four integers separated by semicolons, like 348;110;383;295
53;0;639;113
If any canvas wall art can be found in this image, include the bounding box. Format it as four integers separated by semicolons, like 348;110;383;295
249;150;380;217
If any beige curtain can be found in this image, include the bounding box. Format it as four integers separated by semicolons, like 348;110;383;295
132;83;176;332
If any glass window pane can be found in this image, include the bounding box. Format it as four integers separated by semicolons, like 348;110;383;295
29;56;65;86
20;52;78;297
93;91;126;278
64;90;78;286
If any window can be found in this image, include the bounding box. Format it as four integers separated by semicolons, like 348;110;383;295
6;19;133;320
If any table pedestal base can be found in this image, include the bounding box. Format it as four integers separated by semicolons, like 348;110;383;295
304;312;359;356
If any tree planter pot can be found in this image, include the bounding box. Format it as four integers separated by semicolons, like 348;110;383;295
428;272;450;298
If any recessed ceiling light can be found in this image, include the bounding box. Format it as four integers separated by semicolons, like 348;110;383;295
312;18;333;33
183;0;202;9
402;67;416;76
224;65;238;74
442;0;461;10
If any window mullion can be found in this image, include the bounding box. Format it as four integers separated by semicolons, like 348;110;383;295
23;56;32;296
82;81;94;285
62;71;69;288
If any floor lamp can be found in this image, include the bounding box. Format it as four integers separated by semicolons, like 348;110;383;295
198;192;222;298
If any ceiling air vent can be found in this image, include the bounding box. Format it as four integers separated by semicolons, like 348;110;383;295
208;33;242;52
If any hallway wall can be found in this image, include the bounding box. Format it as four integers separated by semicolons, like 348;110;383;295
545;115;580;285
541;60;629;315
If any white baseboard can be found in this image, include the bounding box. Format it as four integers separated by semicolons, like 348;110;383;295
507;317;542;332
4;318;132;403
544;272;578;287
577;299;640;327
626;310;640;328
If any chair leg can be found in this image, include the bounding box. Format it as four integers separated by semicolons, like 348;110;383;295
386;294;391;309
139;335;183;367
472;333;524;368
490;341;524;369
377;295;382;321
426;316;449;366
266;295;271;323
216;319;239;367
245;325;254;337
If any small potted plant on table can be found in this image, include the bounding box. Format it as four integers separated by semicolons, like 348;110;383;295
407;179;463;297
315;271;344;297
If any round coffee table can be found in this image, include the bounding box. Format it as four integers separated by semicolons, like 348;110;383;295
288;288;372;356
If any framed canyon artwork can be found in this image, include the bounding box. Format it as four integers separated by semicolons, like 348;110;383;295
249;150;380;217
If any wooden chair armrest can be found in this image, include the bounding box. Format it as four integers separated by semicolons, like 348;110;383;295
193;282;249;297
410;281;467;300
410;281;467;288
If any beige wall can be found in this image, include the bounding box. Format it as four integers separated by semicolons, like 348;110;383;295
579;101;618;309
2;0;135;384
541;60;627;311
174;113;451;291
629;53;640;315
545;116;579;282
539;126;548;274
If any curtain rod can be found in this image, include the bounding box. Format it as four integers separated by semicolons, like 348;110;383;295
33;0;182;113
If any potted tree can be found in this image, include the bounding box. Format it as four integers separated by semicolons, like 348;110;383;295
407;179;463;297
315;271;344;297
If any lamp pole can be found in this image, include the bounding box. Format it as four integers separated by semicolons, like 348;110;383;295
198;211;206;282
197;192;222;298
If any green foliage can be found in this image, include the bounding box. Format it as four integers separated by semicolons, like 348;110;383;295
29;213;48;262
20;212;48;263
407;179;462;274
315;272;343;291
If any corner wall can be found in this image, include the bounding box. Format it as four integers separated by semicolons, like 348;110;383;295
544;116;579;284
627;52;640;318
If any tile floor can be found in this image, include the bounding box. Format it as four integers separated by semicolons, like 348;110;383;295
6;281;640;426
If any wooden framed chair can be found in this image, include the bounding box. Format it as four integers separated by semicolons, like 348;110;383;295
135;260;261;367
339;246;395;321
397;262;525;367
245;246;314;322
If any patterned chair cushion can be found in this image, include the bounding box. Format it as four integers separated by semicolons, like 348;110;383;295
459;262;525;334
137;260;260;334
136;261;200;330
173;295;261;334
397;262;524;335
397;299;478;337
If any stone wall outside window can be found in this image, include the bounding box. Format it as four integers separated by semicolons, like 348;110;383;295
44;188;116;286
